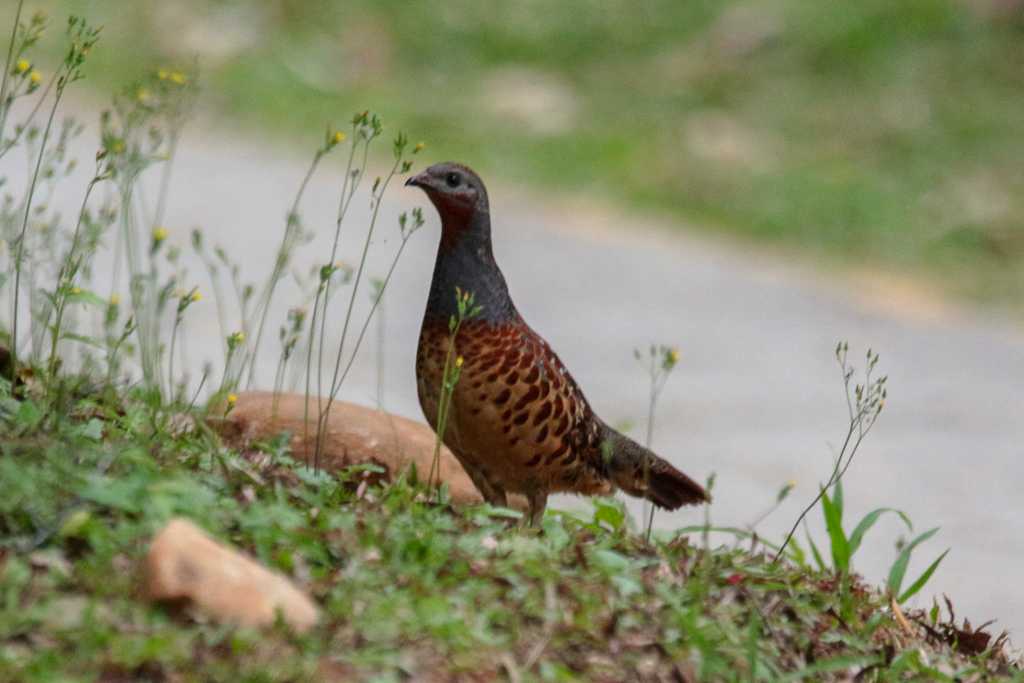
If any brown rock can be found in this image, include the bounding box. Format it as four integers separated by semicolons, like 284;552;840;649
219;391;525;509
144;518;319;632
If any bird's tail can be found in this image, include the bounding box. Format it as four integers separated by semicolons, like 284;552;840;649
601;424;709;510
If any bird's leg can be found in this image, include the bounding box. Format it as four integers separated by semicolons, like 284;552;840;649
526;490;548;527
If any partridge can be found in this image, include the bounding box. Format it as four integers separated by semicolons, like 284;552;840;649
407;162;708;525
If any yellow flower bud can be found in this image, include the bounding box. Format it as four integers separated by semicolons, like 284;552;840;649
227;393;238;406
332;131;346;145
455;356;464;368
413;142;426;154
157;68;169;80
70;286;81;295
15;59;30;74
110;294;121;306
152;226;168;242
29;71;41;86
169;71;186;85
190;290;202;303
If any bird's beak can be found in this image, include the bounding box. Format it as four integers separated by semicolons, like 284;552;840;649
405;171;430;189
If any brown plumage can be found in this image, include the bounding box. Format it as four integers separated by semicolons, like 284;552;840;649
407;162;708;525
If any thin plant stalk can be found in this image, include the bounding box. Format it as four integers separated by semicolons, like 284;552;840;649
152;130;180;231
0;67;58;160
773;344;885;563
0;0;24;148
315;124;365;401
244;148;326;388
313;154;403;468
303;123;364;460
10;68;68;379
168;289;198;399
635;344;678;542
427;288;479;498
427;339;458;496
47;167;104;375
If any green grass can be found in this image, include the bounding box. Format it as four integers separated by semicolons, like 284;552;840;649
28;0;1024;312
0;382;1020;681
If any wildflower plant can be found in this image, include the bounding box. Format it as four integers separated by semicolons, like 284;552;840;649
0;4;421;435
776;342;888;562
427;287;481;499
306;126;422;470
633;343;681;541
4;10;99;383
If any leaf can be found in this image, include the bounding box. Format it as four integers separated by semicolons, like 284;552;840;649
79;418;103;441
898;548;950;604
483;505;522;520
592;498;626;531
785;536;807;567
15;400;43;430
592;549;630;574
820;487;849;572
806;528;826;572
848;507;912;557
69;290;107;307
887;527;940;597
60;331;105;350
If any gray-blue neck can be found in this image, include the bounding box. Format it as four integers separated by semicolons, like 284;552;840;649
425;210;516;324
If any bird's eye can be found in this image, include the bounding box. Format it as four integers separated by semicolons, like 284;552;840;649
445;172;460;188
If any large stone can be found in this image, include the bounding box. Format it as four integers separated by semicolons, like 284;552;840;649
144;518;319;633
220;391;524;509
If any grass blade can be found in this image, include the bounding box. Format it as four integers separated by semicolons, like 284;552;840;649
805;526;826;572
820;487;849;572
887;527;940;597
848;507;911;557
898;548;950;604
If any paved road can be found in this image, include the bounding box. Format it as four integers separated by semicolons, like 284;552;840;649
8;115;1023;635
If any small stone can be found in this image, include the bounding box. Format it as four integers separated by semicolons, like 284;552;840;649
144;518;319;633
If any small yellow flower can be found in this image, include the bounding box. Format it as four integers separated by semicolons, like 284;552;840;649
668;347;681;365
14;59;30;74
413;142;425;154
332;131;346;145
455;356;464;368
70;286;81;295
189;290;202;303
169;71;186;85
787;479;797;488
152;226;168;242
136;87;150;103
157;68;169;80
110;294;121;306
227;393;238;406
29;71;41;86
232;331;245;343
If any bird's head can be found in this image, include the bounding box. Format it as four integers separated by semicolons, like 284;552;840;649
405;162;489;222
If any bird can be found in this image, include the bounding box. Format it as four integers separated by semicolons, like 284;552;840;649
406;162;708;525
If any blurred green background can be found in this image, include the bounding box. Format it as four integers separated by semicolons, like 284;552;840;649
27;0;1024;311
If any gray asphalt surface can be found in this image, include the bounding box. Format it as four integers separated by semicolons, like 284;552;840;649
8;116;1023;636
